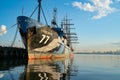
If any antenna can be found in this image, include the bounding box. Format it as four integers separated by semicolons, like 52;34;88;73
22;7;24;16
38;0;42;22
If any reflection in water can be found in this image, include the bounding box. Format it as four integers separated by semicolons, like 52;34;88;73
0;57;74;80
1;54;120;80
26;58;73;80
0;59;27;80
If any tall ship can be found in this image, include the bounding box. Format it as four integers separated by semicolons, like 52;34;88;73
17;0;78;59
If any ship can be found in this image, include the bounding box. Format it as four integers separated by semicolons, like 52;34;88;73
17;0;78;59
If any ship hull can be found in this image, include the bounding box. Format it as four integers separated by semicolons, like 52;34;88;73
28;52;74;60
17;16;73;59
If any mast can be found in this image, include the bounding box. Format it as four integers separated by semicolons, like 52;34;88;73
62;16;78;45
51;7;57;27
38;0;42;22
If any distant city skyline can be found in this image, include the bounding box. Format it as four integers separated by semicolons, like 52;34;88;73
0;0;120;52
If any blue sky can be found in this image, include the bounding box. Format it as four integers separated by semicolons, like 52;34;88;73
0;0;120;52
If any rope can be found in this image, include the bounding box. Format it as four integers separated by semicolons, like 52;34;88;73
29;4;48;26
0;23;18;47
41;6;48;25
11;26;18;47
0;23;17;34
30;5;39;18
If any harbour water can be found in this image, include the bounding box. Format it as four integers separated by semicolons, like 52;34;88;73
0;54;120;80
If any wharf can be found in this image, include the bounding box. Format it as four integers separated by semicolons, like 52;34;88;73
0;46;27;59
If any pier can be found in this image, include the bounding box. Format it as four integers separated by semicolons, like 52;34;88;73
0;46;27;59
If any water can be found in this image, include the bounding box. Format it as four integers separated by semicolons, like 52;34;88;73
71;54;120;80
0;54;120;80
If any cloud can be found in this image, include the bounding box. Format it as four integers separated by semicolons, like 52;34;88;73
72;0;116;19
0;25;7;36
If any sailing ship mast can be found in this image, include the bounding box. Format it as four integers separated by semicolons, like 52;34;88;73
61;16;78;49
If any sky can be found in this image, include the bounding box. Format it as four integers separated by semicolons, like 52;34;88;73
0;0;120;52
